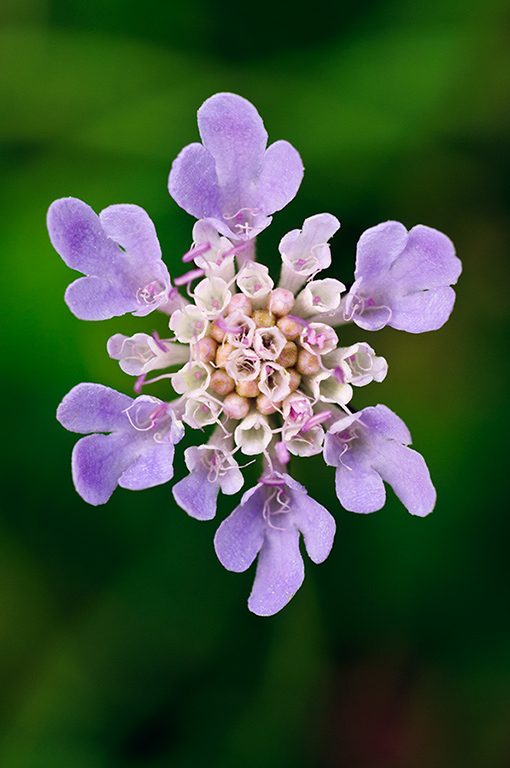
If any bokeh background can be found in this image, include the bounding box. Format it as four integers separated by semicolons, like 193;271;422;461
1;0;510;765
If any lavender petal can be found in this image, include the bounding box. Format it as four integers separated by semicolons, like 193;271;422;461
57;383;132;434
172;466;220;521
213;485;266;572
248;526;304;617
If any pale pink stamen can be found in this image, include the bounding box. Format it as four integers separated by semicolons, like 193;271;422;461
173;268;205;286
301;410;332;433
151;330;169;352
182;241;211;263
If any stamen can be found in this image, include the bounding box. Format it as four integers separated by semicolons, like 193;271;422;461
173;268;206;287
301;410;332;433
275;441;290;465
287;314;310;328
151;330;169;352
333;366;345;383
134;374;146;394
223;207;262;221
215;315;243;334
221;240;254;259
182;241;211;263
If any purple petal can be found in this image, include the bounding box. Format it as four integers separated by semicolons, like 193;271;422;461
168;93;304;238
47;197;120;278
358;404;411;444
389;285;457;333
197;93;267;195
248;526;304;616
255;140;304;216
119;441;176;491
354;221;408;282
65;276;138;321
390;225;461;292
172;466;220;520
334;454;387;514
213;485;266;572
99;204;162;271
352;222;461;333
168;142;221;220
57;383;132;434
327;405;436;516
71;432;137;505
370;440;436;517
288;484;336;563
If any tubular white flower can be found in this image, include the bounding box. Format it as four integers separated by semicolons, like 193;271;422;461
107;333;189;375
183;394;222;428
236;262;274;308
191;219;236;281
224;348;261;383
194;277;232;317
299;322;339;356
169;305;209;343
306;370;353;407
258;362;291;403
234;412;273;455
324;342;388;387
293;278;345;317
278;213;341;293
171;361;211;396
283;423;325;456
253;326;287;360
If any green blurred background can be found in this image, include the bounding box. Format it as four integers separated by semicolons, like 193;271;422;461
1;0;509;765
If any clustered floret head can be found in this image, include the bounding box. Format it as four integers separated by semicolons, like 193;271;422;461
49;93;462;616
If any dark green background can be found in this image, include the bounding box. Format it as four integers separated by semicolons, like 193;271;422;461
1;0;509;765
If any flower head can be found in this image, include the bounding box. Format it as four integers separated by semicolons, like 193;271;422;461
50;93;460;615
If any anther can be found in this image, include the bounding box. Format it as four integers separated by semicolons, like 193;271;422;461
151;330;169;352
209;320;226;342
275;441;291;465
301;410;332;433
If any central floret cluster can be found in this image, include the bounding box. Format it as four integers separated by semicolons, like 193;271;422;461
48;93;462;616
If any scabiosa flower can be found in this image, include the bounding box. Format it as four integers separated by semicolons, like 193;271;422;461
50;92;461;616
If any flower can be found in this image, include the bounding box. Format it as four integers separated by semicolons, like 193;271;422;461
50;93;460;615
47;198;177;320
214;472;336;616
56;383;184;505
323;405;436;516
337;221;462;333
168;92;304;242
